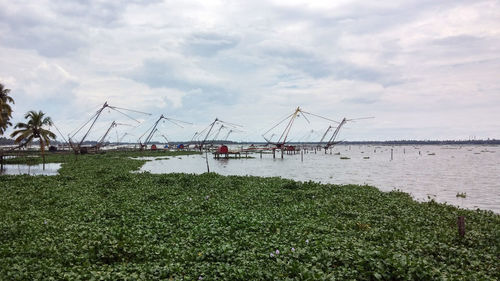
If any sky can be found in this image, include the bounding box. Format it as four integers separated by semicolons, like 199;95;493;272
0;0;499;143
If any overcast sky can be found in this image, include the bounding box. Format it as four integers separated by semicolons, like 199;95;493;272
1;0;499;143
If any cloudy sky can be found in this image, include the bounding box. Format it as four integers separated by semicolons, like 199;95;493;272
1;0;499;143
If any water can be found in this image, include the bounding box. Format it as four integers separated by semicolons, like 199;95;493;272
0;163;61;176
139;145;500;213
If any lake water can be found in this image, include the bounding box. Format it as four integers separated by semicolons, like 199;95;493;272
0;163;61;176
139;145;500;213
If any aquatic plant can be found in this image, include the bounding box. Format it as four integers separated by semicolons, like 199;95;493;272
0;152;498;280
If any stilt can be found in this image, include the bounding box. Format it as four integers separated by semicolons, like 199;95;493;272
273;149;276;159
391;149;393;161
301;150;303;162
458;216;465;237
281;149;284;159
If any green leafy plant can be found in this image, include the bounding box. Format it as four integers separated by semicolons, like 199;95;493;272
0;151;498;280
10;110;56;165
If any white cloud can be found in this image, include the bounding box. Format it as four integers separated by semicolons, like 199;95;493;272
0;0;499;141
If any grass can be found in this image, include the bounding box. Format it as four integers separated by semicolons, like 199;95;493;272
0;151;499;280
1;149;198;165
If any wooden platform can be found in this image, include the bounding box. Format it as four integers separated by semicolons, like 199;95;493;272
212;151;251;159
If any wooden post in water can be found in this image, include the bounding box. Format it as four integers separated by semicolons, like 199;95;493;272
301;149;303;162
281;149;284;159
458;216;465;237
0;154;3;170
391;149;393;161
260;150;262;159
273;149;275;159
205;150;210;173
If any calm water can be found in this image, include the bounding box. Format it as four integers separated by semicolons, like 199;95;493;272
0;163;61;176
140;145;500;213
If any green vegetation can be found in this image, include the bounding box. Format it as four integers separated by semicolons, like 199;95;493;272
1;151;499;280
0;82;15;135
2;150;198;165
10;110;56;165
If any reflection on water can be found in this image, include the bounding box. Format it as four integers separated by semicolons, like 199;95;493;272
140;145;500;213
0;163;61;176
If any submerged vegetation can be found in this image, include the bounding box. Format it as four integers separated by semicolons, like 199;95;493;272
1;151;499;280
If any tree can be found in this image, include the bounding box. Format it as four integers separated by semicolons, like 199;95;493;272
10;110;56;166
0;83;15;135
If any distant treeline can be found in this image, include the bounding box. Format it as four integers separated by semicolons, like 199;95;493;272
1;137;499;146
0;137;14;145
228;140;500;145
335;139;500;145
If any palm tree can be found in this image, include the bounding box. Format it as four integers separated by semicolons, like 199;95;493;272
0;83;15;135
11;110;56;167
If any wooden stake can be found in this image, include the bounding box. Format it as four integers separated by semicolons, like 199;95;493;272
205;150;210;173
458;216;465;237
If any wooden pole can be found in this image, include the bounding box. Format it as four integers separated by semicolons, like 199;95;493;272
40;139;45;170
260;151;262;159
391;149;393;161
301;149;303;162
458;216;465;237
273;149;275;159
281;149;284;159
205;150;210;173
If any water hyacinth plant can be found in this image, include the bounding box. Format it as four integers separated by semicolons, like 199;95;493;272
0;151;499;280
